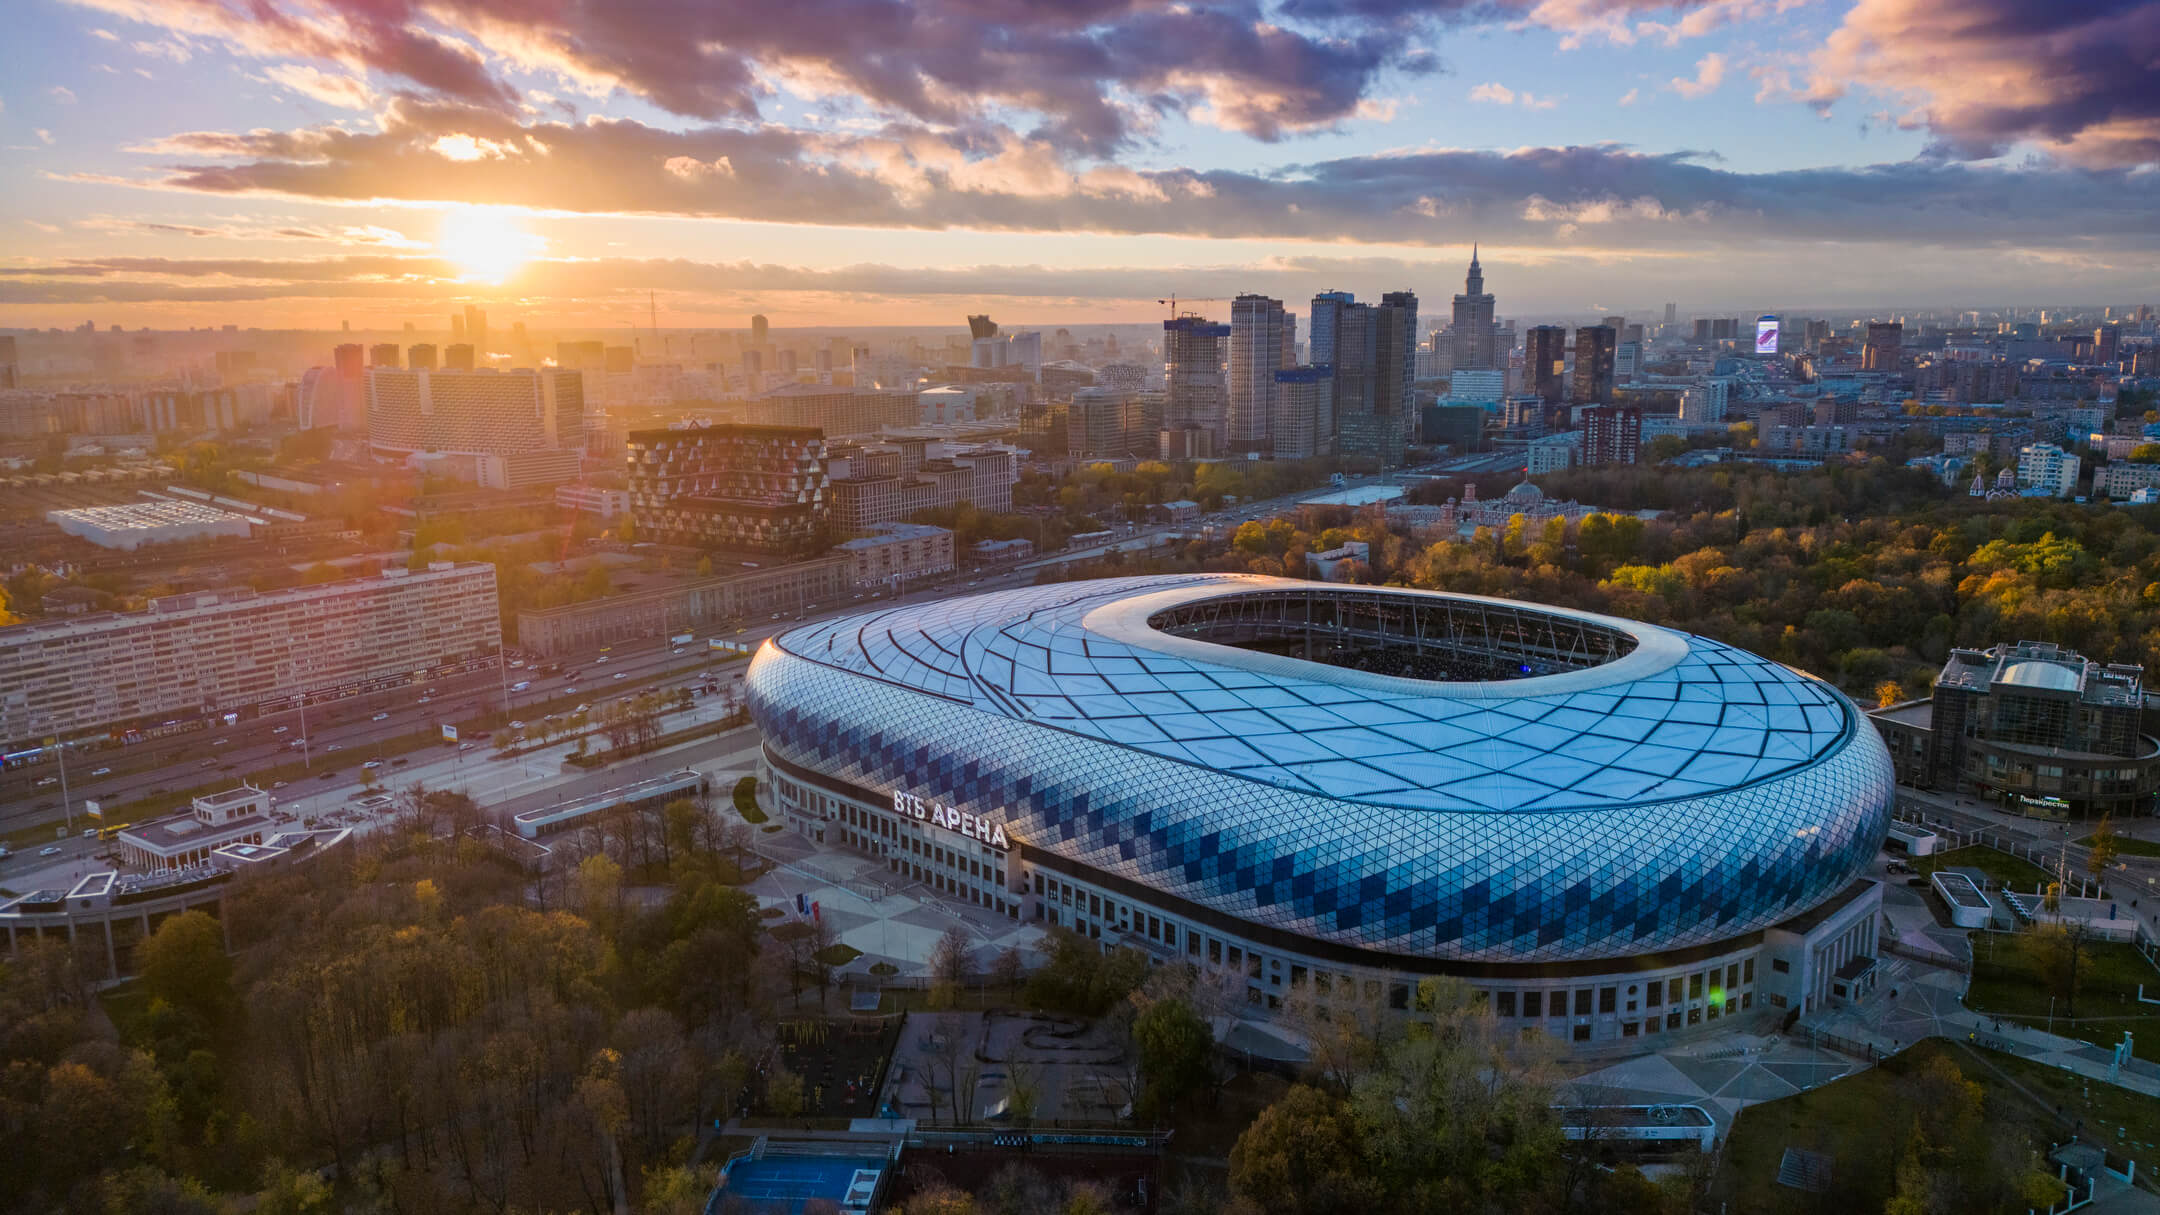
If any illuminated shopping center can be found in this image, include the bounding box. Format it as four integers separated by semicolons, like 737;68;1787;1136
746;574;1895;1048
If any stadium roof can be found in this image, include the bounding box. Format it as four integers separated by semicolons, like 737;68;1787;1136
774;574;1853;814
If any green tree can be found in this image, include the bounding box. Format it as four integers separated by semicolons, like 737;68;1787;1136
2086;814;2120;880
767;1065;805;1121
1228;1084;1381;1215
137;909;234;1029
1133;997;1213;1123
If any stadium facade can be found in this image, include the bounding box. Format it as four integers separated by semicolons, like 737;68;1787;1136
746;575;1894;1048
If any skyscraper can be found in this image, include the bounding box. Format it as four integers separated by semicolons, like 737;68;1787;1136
0;335;17;390
752;314;770;345
1862;322;1904;371
1163;316;1230;449
369;343;400;368
1309;291;1355;369
463;305;488;356
1229;295;1292;454
1524;326;1568;405
1571;326;1617;405
444;343;476;371
1664;302;1678;327
1450;249;1497;371
407;343;438;370
1378;291;1419;445
1602;315;1625;334
1271;367;1334;459
451;312;465;341
2094;324;2121;365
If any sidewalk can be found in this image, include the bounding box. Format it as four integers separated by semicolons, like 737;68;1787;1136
1802;955;2160;1100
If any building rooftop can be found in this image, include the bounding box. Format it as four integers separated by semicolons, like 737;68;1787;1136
836;522;951;549
1295;485;1404;508
1938;641;2144;708
120;809;273;852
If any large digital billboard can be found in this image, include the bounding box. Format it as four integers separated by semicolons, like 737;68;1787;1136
1755;315;1779;356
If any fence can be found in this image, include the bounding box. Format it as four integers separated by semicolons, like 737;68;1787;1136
1891;808;2105;900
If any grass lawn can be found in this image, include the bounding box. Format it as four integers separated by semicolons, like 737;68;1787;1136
1913;844;2055;892
1952;1041;2160;1159
1965;937;2160;1050
97;979;151;1042
2082;834;2160;858
814;943;863;966
1712;1039;2102;1215
732;776;769;824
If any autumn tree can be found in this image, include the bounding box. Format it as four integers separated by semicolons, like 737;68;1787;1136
137;909;234;1030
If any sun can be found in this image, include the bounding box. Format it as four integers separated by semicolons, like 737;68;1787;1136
437;208;543;284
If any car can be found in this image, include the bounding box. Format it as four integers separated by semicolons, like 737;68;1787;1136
469;730;491;739
82;827;96;839
90;766;113;776
772;612;783;620
290;738;307;749
372;712;391;721
575;703;591;713
509;720;526;729
272;725;289;735
319;770;339;780
458;743;475;752
612;672;627;680
36;775;59;787
510;660;525;669
511;681;531;692
197;758;217;768
671;648;683;656
417;696;433;705
595;656;610;664
564;687;578;695
272;780;289;789
362;760;381;769
391;758;408;766
213;737;230;746
326;743;343;752
40;846;62;857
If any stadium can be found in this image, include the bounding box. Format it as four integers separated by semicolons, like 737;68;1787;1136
746;574;1895;1048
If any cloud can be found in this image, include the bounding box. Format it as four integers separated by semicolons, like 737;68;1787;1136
1670;52;1726;98
4;245;2156;318
85;100;2160;257
1806;0;2160;167
36;129;54;145
60;0;1432;150
263;63;372;109
49;85;78;104
1469;81;1559;109
1618;88;1640;106
90;27;117;40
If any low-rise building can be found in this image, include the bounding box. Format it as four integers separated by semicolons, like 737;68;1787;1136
117;786;275;873
835;522;954;587
2094;461;2160;500
973;537;1034;564
555;484;631;519
1527;430;1579;474
1306;540;1371;581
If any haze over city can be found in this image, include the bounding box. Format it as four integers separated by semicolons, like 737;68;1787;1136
1;0;2157;327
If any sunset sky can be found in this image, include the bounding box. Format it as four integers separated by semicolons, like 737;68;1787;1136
0;0;2154;329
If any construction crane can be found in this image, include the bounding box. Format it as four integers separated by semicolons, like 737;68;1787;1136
1158;295;1223;318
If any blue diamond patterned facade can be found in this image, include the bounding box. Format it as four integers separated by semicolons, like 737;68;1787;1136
748;574;1894;1044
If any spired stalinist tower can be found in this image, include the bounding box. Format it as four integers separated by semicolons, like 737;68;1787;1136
1450;246;1497;372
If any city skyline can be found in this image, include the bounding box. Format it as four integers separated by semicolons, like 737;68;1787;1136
0;0;2155;328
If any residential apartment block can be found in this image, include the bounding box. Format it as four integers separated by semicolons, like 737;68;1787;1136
0;563;500;747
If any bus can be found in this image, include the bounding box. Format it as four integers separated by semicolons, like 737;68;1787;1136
97;822;131;841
